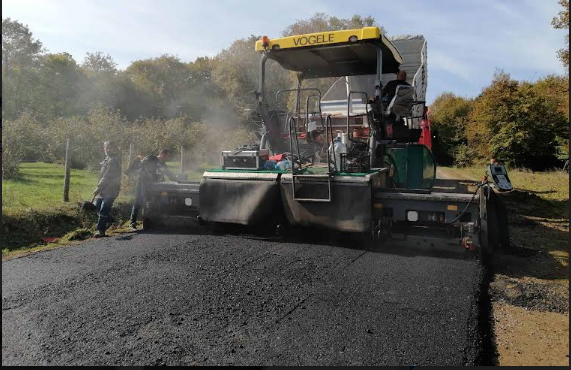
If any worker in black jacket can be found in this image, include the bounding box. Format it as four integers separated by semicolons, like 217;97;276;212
381;69;411;105
93;141;122;238
126;149;178;230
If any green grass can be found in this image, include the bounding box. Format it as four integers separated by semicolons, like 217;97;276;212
2;162;134;253
1;161;212;254
2;162;135;215
0;161;210;215
451;166;569;205
2;162;100;214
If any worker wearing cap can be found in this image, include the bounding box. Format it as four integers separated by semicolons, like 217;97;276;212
127;149;178;231
93;141;122;238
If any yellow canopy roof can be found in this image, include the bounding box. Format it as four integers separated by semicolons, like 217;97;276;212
255;27;403;78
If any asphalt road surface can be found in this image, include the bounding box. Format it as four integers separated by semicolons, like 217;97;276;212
2;231;487;366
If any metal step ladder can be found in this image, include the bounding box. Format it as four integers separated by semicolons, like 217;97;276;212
291;112;334;203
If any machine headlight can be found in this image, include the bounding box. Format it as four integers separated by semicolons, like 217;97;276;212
407;211;419;222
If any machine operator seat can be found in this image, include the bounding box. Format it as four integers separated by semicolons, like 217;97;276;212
385;85;422;143
386;85;415;119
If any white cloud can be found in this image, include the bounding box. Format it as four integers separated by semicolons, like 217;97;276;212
429;52;473;81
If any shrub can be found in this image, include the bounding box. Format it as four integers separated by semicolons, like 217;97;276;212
45;108;129;170
1;114;45;179
453;144;475;168
429;93;473;166
2;146;22;179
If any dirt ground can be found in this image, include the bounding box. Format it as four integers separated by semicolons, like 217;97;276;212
492;304;569;366
438;167;569;366
490;246;569;366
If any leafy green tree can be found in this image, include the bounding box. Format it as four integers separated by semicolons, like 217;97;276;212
532;75;570;159
282;13;382;36
552;0;569;69
36;52;86;119
2;18;43;72
81;51;117;76
532;74;569;119
123;54;222;121
78;52;120;113
429;93;473;165
1;114;45;178
467;72;568;169
124;54;191;118
2;18;44;120
212;35;259;110
184;56;231;124
212;35;289;124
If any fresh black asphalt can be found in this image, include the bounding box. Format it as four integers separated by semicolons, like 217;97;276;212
2;231;486;366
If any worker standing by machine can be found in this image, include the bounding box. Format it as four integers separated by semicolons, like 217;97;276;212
93;141;122;238
126;149;178;231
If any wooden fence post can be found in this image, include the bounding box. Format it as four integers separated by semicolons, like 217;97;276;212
180;146;185;174
128;143;134;166
63;138;71;202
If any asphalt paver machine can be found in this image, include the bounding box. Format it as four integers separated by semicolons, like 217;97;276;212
145;27;509;258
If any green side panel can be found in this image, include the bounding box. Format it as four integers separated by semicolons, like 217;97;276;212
387;145;436;190
388;147;408;188
407;145;424;189
422;145;436;189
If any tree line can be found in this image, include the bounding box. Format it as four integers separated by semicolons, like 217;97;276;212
430;72;569;170
2;3;569;177
2;13;377;123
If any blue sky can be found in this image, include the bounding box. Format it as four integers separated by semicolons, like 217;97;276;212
2;0;567;103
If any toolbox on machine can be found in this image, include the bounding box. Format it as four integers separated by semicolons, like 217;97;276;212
221;145;269;170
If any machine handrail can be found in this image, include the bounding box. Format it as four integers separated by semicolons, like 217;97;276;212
346;91;370;143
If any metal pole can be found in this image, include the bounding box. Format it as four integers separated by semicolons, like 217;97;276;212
63;138;71;202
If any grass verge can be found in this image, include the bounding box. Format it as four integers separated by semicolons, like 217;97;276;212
2;162;134;255
2;161;215;256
